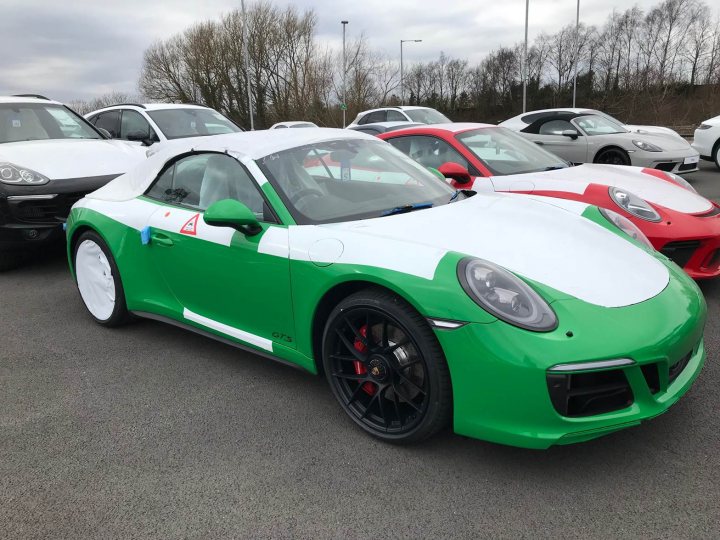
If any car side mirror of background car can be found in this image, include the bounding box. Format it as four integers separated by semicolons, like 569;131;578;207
561;129;579;140
203;199;262;236
126;131;155;146
438;162;472;185
97;127;112;138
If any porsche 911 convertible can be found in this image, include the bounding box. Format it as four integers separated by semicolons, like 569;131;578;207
66;129;706;448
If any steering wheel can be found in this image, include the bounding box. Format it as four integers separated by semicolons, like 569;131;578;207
290;188;325;207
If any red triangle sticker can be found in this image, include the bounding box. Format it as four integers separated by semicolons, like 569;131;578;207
180;213;199;236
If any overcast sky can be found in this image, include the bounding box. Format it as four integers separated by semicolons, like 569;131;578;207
0;0;708;102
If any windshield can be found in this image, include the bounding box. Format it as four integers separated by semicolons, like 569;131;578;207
574;115;627;136
456;127;568;175
257;138;458;224
584;109;626;126
0;103;101;144
147;108;241;140
404;109;451;124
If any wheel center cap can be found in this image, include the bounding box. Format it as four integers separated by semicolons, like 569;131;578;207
368;356;389;381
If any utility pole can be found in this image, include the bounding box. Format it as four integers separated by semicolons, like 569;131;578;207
241;0;254;130
342;20;348;127
400;39;422;105
523;0;529;113
572;0;580;107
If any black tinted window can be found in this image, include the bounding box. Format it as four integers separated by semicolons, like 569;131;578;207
388;135;469;170
120;110;156;141
94;111;121;138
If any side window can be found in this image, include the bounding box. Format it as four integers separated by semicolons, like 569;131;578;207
93;110;121;138
386;110;406;122
539;119;574;135
146;153;271;220
388;136;470;170
87;114;99;125
120;110;157;141
366;110;387;123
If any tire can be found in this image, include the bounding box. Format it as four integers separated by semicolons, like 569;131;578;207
0;251;26;272
713;142;720;171
73;231;129;327
595;147;631;166
322;288;452;444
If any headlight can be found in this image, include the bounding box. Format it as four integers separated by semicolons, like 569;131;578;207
457;258;557;332
0;162;50;185
664;172;697;193
599;207;654;249
632;140;663;152
608;186;661;222
697;124;711;130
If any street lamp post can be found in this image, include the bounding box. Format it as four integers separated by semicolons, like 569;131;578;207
341;20;348;127
400;39;422;105
572;0;580;107
523;0;529;113
241;0;253;130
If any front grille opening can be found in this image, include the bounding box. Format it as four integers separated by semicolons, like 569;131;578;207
654;162;678;172
661;240;701;268
11;192;85;224
702;249;720;270
547;370;634;417
669;350;692;384
641;363;661;394
678;162;697;171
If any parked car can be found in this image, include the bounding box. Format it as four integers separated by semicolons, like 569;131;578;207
347;121;423;135
379;123;720;279
498;111;699;174
502;108;685;141
85;103;242;146
691;114;720;170
67;128;705;448
0;94;145;270
348;106;450;127
270;121;318;129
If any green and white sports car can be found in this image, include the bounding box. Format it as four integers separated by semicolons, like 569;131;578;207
66;129;706;448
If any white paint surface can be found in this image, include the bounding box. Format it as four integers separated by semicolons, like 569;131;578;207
183;308;273;351
75;239;116;321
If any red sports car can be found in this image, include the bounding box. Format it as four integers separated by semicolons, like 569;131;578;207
379;123;720;279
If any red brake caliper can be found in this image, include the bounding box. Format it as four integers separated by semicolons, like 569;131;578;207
353;325;376;395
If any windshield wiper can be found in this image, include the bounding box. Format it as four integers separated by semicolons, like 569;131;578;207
382;202;433;216
543;164;568;171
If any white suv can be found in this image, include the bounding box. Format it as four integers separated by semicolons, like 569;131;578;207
348;106;450;128
692;114;720;170
85;103;243;146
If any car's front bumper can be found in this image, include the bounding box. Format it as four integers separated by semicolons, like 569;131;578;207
0;174;118;252
434;264;706;449
630;148;700;174
691;126;720;158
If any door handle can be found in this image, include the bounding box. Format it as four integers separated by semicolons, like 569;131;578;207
151;232;174;247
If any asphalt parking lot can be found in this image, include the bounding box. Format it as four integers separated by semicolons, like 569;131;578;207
1;162;719;539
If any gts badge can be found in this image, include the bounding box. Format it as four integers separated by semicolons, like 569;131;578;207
272;332;293;343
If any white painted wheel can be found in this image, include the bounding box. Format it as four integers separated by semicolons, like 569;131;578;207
75;239;116;321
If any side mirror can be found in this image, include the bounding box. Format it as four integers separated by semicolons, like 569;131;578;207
561;129;579;140
203;199;262;236
126;131;155;146
97;127;112;138
437;162;472;185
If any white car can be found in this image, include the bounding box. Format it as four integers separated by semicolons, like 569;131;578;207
348;106;450;128
502;108;685;141
499;111;699;174
269;121;318;129
0;95;145;270
692;114;720;170
85;103;242;146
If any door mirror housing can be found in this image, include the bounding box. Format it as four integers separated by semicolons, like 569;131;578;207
203;199;262;236
437;162;472;185
97;127;112;139
561;129;579;140
126;131;155;146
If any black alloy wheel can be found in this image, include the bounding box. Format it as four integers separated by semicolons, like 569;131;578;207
322;288;452;444
595;148;631;166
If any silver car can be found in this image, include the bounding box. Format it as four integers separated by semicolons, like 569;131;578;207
503;111;699;174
